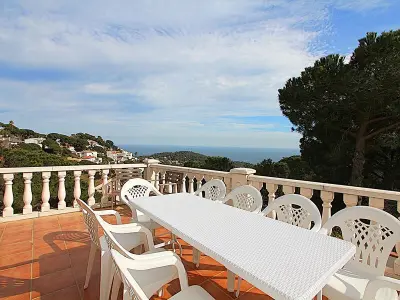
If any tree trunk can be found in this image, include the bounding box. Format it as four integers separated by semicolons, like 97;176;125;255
350;124;367;187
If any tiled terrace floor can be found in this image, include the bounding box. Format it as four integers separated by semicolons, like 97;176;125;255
0;206;327;300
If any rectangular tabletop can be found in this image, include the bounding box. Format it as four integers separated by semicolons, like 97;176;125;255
129;193;355;300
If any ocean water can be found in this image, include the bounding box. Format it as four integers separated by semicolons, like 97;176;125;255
120;144;299;164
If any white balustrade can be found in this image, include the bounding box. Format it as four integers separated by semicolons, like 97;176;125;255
181;174;187;193
41;172;51;212
188;175;195;193
343;194;358;208
3;174;14;217
73;171;82;208
321;191;334;224
87;170;96;206
266;183;277;219
23;173;33;214
57;171;67;210
282;185;295;195
300;188;313;199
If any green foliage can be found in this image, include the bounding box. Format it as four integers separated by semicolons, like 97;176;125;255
279;30;400;186
42;139;62;154
203;156;234;172
19;143;42;152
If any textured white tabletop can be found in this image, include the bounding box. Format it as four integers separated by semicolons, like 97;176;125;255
129;193;355;300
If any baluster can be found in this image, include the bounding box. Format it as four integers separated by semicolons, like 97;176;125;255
188;175;195;193
2;174;14;217
23;173;33;214
321;191;334;224
282;185;295;195
300;188;313;199
41;172;51;212
396;202;400;276
181;174;187;193
88;170;96;206
369;197;384;210
101;170;109;206
58;171;67;210
197;176;203;192
343;194;358;208
160;172;166;193
266;183;277;219
73;171;82;208
154;171;160;191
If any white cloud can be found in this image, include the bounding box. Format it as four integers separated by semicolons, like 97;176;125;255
0;0;390;148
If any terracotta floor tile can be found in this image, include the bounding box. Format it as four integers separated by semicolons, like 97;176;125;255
196;256;225;279
32;284;81;300
32;253;71;278
1;231;32;245
62;231;90;244
2;293;31;300
0;264;32;300
0;250;32;271
60;223;87;232
211;271;253;298
150;282;178;299
5;220;33;230
33;242;67;259
0;240;33;257
33;227;63;241
238;287;274;300
78;272;100;300
33;221;60;233
3;225;33;235
201;280;234;300
31;268;76;298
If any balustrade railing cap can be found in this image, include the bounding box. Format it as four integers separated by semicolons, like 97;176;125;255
143;158;160;164
229;168;256;175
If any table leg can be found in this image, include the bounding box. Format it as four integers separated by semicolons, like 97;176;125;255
316;290;322;300
227;270;235;292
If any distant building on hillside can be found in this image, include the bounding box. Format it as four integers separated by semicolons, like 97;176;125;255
106;150;135;163
0;136;22;148
77;150;98;158
24;137;46;148
80;155;102;164
88;139;104;148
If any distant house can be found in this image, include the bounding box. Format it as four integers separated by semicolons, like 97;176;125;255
80;155;103;164
0;136;22;148
88;139;104;148
106;150;135;163
24;137;46;148
77;150;98;158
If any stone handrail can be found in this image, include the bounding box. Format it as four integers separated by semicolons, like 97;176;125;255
1;163;146;217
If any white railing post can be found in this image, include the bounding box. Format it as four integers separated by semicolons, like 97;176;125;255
266;183;277;219
181;174;187;193
282;185;295;195
188;175;195;193
300;188;313;199
88;170;96;206
2;174;14;217
230;168;256;190
101;169;109;206
369;197;385;210
57;171;67;210
23;173;33;214
73;171;82;208
41;172;51;212
321;191;334;224
143;159;160;185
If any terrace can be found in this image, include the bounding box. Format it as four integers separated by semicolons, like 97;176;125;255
1;160;400;299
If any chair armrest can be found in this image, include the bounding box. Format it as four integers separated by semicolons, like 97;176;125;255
131;254;189;290
107;223;156;250
363;276;400;300
95;210;122;225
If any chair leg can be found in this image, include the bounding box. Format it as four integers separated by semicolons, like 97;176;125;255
100;250;113;300
227;270;235;293
122;287;131;300
316;290;322;300
236;277;242;298
172;234;183;257
111;273;122;300
84;242;97;289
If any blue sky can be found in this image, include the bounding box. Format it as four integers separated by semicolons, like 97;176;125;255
0;1;399;148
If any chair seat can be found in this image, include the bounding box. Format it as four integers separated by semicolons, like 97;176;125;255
169;286;214;300
128;261;178;298
323;266;398;300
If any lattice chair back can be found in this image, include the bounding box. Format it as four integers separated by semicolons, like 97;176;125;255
322;206;400;276
120;178;162;204
194;179;227;201
262;194;322;231
223;185;262;213
76;199;101;248
111;249;149;300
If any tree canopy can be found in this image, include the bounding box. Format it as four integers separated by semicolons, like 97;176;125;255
279;30;400;186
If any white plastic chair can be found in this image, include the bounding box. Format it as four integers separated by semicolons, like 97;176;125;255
110;249;214;300
194;179;226;201
77;199;150;300
320;206;400;300
97;215;182;300
120;178;182;254
222;185;263;213
262;194;322;231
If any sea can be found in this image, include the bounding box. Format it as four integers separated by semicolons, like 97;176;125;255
120;145;299;164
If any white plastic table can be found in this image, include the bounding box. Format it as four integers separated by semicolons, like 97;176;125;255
128;193;355;300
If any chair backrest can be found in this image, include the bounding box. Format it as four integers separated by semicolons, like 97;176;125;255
223;185;262;213
322;206;400;276
194;179;227;201
120;178;162;205
110;249;150;300
76;199;101;248
262;194;322;231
